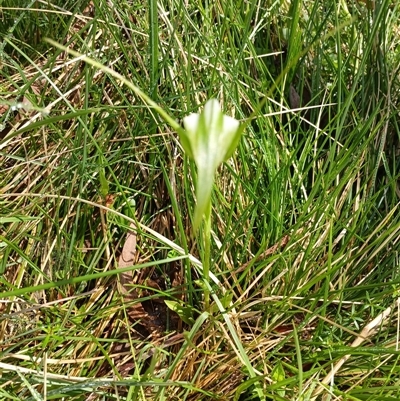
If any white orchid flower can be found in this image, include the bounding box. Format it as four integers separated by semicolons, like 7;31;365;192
181;99;242;231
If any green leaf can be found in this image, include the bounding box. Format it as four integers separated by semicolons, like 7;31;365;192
99;167;109;199
164;300;195;325
271;361;286;397
0;216;39;223
286;0;302;83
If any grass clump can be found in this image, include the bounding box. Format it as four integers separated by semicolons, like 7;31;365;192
1;0;400;400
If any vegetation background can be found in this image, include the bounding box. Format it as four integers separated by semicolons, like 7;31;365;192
0;0;399;400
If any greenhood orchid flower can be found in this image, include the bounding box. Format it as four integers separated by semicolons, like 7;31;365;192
181;99;242;231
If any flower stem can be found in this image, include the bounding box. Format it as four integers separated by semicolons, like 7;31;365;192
203;201;212;310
